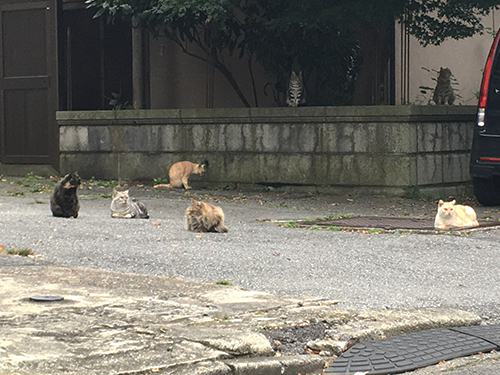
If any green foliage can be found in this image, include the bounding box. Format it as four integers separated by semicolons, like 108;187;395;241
106;92;134;110
10;173;54;194
326;226;342;231
153;177;169;185
13;173;45;186
403;0;499;46
8;191;25;197
86;0;499;106
24;172;45;181
88;177;119;188
215;280;233;285
283;220;297;228
3;247;34;257
82;192;113;199
232;193;246;200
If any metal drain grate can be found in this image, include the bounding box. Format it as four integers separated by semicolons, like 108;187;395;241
325;326;499;374
298;216;500;232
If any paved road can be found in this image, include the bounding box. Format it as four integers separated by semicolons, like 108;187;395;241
1;180;500;324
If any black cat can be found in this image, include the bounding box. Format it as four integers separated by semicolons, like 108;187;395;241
50;172;81;218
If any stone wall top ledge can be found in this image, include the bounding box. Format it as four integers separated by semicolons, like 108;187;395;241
56;105;477;126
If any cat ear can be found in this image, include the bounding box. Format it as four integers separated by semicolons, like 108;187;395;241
451;200;456;205
191;198;197;204
438;200;444;207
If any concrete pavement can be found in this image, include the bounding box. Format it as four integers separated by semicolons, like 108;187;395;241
1;176;500;374
0;262;486;375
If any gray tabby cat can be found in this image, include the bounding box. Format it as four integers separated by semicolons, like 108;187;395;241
110;188;149;219
286;70;306;107
433;67;455;105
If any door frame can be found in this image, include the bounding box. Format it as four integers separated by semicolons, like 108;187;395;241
0;0;59;169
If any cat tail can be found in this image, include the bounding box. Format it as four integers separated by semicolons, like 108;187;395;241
214;224;228;233
131;198;149;219
207;216;228;233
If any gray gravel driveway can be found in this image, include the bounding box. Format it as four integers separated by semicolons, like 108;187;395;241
2;182;500;322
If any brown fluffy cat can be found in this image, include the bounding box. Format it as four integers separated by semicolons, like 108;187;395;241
164;161;205;189
434;200;479;230
185;199;228;233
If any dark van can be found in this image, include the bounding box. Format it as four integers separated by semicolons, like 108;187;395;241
470;30;500;206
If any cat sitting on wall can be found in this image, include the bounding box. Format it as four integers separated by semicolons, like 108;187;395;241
286;70;306;107
50;172;81;218
433;67;455;105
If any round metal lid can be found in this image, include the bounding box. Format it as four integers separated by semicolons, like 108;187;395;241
29;295;64;302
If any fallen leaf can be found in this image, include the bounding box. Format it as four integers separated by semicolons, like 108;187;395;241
151;369;160;373
438;360;445;365
195;234;202;239
306;348;320;354
0;244;4;251
27;254;43;259
152;222;161;226
170;243;179;247
273;252;280;256
274;339;281;345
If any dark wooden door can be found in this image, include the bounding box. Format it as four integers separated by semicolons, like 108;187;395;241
0;0;58;167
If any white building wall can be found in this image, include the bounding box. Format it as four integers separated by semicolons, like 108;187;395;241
395;11;500;105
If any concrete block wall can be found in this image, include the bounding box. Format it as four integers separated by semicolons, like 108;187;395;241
57;106;476;195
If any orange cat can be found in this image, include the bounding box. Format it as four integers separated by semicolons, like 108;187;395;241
185;199;228;233
434;200;479;230
164;161;205;189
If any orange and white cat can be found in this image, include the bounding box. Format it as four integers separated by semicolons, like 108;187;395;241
163;161;205;189
185;199;228;233
434;200;479;230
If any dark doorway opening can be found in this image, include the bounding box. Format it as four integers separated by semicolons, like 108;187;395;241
59;5;133;110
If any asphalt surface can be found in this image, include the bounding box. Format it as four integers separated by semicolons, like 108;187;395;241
3;178;500;374
1;178;500;324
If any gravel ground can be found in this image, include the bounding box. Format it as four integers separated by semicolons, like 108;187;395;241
2;177;500;323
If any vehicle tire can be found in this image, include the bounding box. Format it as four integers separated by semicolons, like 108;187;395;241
472;177;500;206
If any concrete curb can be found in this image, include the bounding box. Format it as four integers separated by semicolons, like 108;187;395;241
0;263;483;375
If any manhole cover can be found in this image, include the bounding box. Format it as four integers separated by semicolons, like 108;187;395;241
326;326;500;374
297;216;500;232
29;295;64;302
